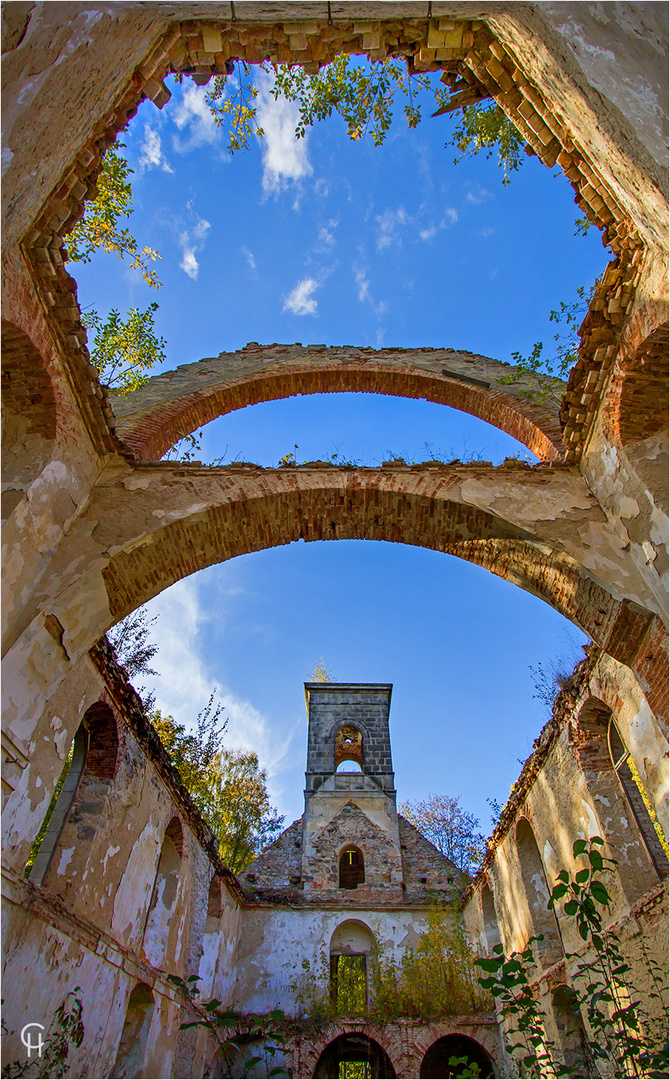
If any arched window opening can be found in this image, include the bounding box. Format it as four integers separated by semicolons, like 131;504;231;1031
419;1034;495;1079
335;726;364;772
198;876;224;996
574;697;668;889
313;1033;396;1079
608;720;668;878
337;759;363;773
330;920;374;1015
143;817;184;968
481;883;501;955
339;846;365;890
112;982;155;1079
515;818;563;969
27;725;88;886
26;700;120;888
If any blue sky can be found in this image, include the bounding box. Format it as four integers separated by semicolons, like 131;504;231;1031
73;69;609;835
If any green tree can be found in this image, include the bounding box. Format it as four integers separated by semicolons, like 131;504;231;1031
81;303;166;394
65;142;166;396
150;702;284;872
206;56;525;185
400;793;487;876
66;144;161;287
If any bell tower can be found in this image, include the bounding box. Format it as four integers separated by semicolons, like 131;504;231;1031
301;683;403;895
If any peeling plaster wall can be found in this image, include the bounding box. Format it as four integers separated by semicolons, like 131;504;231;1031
1;648;245;1078
463;651;668;1074
233;905;437;1015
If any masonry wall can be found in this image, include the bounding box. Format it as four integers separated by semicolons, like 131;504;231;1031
463;649;669;1076
1;647;243;1078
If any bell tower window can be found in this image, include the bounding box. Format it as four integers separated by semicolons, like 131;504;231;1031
339;846;365;889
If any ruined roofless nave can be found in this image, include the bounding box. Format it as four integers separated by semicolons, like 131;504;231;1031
2;3;668;1078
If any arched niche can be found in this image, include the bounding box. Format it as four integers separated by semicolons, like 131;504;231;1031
574;697;667;893
111;982;155;1079
481;882;502;955
313;1033;396;1079
419;1034;495;1079
335;725;364;772
28;700;119;888
339;846;365;890
198;876;224;996
515;818;563;969
1;320;57;519
330;920;375;1015
143;817;184;969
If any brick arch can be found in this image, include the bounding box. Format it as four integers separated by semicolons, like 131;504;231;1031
68;466;665;720
111;347;565;462
7;6;663;468
1;319;57;504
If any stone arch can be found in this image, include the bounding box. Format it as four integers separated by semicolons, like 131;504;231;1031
18;463;662;730
572;696;667;897
112;982;155;1079
515;817;564;969
313;1032;396;1079
143;817;184;969
112;346;565;463
1;319;57;517
419;1034;495;1079
29;700;119;888
335;724;365;772
339;845;365;890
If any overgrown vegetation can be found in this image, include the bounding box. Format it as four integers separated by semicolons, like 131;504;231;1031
371;904;493;1020
168;973;289;1078
151;701;284;871
289;902;492;1025
477;837;669;1079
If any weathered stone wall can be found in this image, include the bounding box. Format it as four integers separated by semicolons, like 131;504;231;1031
1;645;244;1077
305;683;395;791
463;647;669;1075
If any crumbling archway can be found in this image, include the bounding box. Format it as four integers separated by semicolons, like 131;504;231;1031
111;344;564;463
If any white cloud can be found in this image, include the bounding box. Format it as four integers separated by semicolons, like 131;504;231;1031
255;69;313;197
139;124;173;173
178;205;211;280
242;246;257;272
443;207;459;225
142;578;294;779
172;83;221;152
465;184;491;205
283;277;319;316
419;225;438;242
353;266;387;318
317;223;336;247
376;206;408;251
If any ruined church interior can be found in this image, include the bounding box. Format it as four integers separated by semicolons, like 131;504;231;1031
1;3;668;1078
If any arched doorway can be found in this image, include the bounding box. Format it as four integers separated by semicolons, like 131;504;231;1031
419;1034;495;1079
313;1033;396;1079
